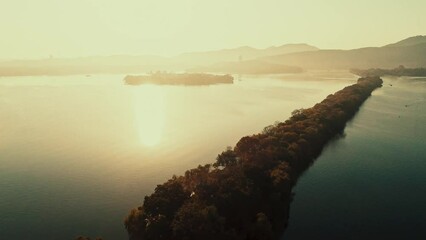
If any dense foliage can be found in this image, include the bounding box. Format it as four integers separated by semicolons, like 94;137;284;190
124;77;383;240
351;65;426;77
124;73;234;86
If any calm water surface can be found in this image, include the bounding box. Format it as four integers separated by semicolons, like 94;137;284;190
283;77;426;239
0;73;353;239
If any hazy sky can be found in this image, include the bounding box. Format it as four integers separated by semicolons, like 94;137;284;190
1;0;425;59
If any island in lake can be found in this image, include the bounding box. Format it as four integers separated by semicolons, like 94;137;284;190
123;77;383;240
351;65;426;77
124;73;234;86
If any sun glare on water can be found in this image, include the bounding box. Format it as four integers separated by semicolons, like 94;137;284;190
132;85;166;147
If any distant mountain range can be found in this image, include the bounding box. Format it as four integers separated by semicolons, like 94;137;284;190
0;44;317;76
262;36;426;70
0;36;425;76
175;44;318;66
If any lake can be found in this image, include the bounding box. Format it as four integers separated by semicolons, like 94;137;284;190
283;76;426;239
0;73;353;239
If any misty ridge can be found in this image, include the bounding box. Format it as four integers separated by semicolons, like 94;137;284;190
1;35;426;77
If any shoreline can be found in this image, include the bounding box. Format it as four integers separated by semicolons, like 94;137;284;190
124;77;383;240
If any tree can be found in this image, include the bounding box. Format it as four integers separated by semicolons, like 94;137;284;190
213;149;238;168
172;202;229;240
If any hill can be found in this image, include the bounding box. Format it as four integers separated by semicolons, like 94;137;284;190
384;35;426;48
175;44;318;66
263;36;426;70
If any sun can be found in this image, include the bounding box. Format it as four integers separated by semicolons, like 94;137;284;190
132;85;166;147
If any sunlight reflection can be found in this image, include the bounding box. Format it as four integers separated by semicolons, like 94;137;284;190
132;85;166;146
